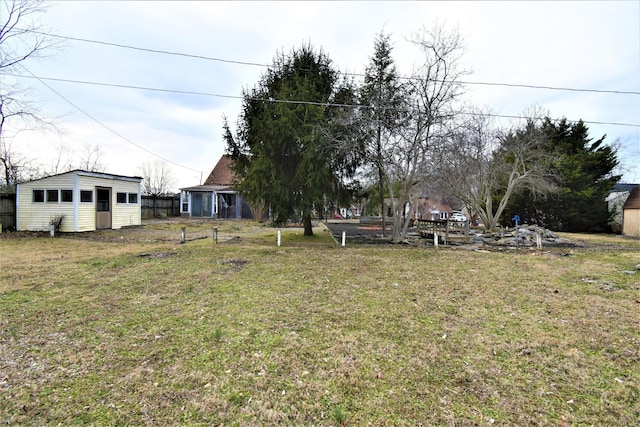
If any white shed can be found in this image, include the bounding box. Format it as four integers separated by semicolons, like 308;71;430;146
16;170;142;232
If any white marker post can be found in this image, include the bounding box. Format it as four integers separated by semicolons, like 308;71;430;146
180;227;186;244
277;229;281;247
342;231;346;247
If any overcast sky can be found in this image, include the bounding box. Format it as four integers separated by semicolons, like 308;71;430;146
7;0;640;189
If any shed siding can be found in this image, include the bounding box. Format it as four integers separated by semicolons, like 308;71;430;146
17;174;77;232
17;171;141;232
77;175;141;230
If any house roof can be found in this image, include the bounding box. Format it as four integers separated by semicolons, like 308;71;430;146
612;183;639;193
413;198;454;214
180;184;234;193
623;185;640;209
203;155;235;186
20;169;142;184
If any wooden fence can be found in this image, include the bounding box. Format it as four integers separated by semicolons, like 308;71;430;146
141;195;181;218
0;193;16;232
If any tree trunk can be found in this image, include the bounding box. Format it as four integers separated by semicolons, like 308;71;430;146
303;214;313;236
377;127;386;237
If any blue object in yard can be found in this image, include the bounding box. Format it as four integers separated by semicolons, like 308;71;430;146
512;215;520;247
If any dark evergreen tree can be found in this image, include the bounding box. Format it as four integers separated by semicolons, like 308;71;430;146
503;118;620;232
359;31;406;236
224;44;357;236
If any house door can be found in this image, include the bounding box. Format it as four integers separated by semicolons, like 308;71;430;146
96;187;112;229
191;193;212;217
192;193;203;217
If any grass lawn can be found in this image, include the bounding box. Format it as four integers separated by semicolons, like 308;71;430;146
1;220;639;425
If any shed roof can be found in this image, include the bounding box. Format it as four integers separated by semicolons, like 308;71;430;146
21;169;142;184
203;155;235;186
623;185;640;209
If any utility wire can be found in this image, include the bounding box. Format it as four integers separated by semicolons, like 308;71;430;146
27;29;640;97
28;30;269;68
10;73;640;129
17;65;202;173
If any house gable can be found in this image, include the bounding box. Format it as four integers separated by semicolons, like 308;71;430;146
203;155;235;186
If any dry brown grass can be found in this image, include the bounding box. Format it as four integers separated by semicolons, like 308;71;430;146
1;220;639;425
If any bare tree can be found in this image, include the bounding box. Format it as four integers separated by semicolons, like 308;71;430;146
0;138;40;190
1;0;59;139
433;109;551;232
140;161;174;197
47;142;73;175
140;161;175;218
384;25;468;242
77;143;105;172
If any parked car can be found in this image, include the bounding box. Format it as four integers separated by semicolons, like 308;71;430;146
450;212;467;222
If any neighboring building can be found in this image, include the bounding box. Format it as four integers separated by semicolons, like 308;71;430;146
413;198;456;221
180;155;252;219
16;170;142;232
622;184;640;237
607;183;638;233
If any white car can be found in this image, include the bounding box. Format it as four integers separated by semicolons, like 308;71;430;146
450;212;467;222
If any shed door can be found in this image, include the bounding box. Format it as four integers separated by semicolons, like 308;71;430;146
96;187;112;229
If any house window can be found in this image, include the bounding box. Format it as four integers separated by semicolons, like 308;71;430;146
128;193;138;204
80;190;93;203
33;189;44;203
46;189;59;203
61;190;73;202
181;191;189;212
441;212;448;219
117;192;127;203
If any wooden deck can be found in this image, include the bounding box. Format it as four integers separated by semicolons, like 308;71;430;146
415;219;472;244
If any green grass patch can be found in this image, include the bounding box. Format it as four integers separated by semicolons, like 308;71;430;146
1;221;639;425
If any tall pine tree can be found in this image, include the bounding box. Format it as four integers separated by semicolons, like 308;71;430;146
224;44;357;236
359;31;405;236
503;118;620;232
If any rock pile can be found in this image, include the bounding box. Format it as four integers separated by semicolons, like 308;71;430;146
474;224;572;247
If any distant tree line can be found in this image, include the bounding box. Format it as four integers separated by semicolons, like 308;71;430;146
223;28;620;239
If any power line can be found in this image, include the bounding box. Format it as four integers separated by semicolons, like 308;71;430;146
17;65;202;173
11;72;640;129
27;29;640;97
28;29;270;68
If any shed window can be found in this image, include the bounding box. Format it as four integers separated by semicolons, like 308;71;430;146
80;190;93;203
33;189;44;203
117;192;127;203
46;190;59;203
128;193;138;204
61;190;73;202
